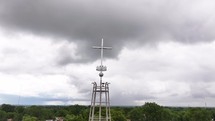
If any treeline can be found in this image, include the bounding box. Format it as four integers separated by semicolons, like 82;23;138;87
0;102;215;121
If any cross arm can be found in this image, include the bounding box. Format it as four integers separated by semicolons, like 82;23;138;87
92;46;112;49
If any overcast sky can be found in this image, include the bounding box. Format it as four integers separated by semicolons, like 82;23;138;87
1;0;215;107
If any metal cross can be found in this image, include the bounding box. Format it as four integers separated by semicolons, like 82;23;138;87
92;38;112;68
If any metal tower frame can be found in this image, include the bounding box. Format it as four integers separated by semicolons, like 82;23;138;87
89;39;112;121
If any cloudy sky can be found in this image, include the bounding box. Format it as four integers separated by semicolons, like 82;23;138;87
0;0;215;107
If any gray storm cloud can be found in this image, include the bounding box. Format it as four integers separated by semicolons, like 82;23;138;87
1;0;215;64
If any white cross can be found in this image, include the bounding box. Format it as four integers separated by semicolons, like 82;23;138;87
92;39;112;66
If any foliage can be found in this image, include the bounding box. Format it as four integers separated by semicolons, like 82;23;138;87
1;104;15;112
142;102;165;121
128;107;144;121
0;110;7;121
186;108;211;121
111;109;127;121
0;103;214;121
22;115;37;121
64;114;84;121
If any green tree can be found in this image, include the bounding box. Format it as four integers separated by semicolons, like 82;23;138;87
211;109;215;121
187;108;211;121
6;112;16;119
64;114;76;121
15;106;25;114
1;104;15;112
42;108;54;119
180;110;190;121
161;108;173;121
129;102;173;121
81;109;90;120
128;107;144;121
0;110;7;121
25;106;42;117
68;104;86;115
55;108;68;117
142;102;164;121
64;114;84;121
13;113;23;121
111;109;127;121
22;115;37;121
24;106;48;120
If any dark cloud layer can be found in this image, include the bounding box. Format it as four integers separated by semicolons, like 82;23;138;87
1;0;215;64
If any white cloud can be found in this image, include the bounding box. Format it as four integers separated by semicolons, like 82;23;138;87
105;41;215;106
0;29;83;105
0;28;215;106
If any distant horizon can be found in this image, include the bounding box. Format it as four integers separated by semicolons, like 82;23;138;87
1;103;214;108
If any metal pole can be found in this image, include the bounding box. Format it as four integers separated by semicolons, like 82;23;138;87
99;77;102;121
92;83;97;121
108;84;111;121
105;83;108;121
88;84;93;121
101;38;103;66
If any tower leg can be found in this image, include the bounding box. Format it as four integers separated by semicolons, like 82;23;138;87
89;82;97;121
89;82;111;121
99;79;102;121
107;83;111;121
105;83;108;121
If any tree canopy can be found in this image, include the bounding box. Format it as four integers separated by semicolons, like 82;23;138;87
0;103;214;121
